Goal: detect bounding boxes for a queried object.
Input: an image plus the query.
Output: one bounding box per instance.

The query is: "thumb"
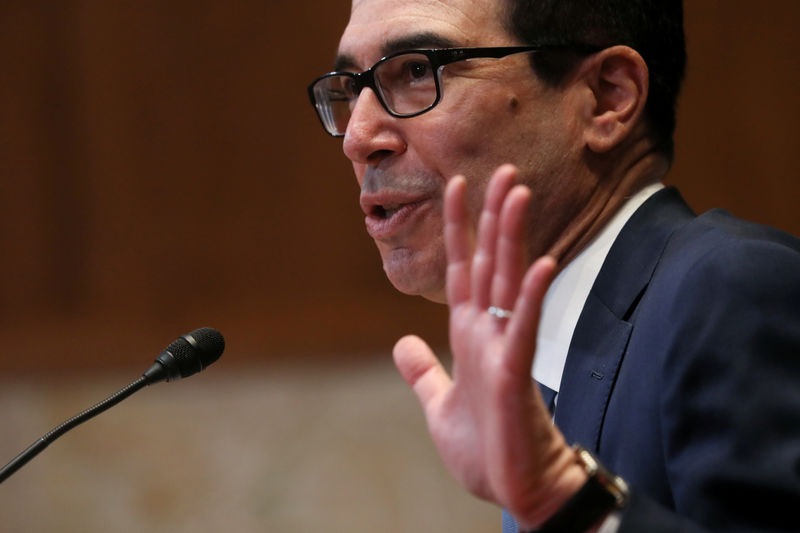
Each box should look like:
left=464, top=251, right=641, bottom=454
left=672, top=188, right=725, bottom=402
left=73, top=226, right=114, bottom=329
left=393, top=335, right=452, bottom=411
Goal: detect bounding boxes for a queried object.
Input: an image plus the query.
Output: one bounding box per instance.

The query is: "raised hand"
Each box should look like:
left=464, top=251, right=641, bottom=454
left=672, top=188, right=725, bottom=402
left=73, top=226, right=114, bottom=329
left=392, top=164, right=587, bottom=529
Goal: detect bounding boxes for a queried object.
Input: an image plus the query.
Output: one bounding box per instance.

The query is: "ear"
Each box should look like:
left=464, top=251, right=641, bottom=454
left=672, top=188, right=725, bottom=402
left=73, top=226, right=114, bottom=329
left=579, top=46, right=649, bottom=153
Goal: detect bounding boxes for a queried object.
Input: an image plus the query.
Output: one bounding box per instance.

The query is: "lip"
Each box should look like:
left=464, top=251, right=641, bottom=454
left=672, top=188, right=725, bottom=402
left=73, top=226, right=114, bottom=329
left=362, top=197, right=431, bottom=240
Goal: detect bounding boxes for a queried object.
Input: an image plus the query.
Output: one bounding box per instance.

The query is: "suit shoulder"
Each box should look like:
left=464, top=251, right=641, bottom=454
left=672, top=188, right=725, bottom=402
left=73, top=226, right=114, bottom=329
left=633, top=208, right=800, bottom=355
left=656, top=208, right=800, bottom=289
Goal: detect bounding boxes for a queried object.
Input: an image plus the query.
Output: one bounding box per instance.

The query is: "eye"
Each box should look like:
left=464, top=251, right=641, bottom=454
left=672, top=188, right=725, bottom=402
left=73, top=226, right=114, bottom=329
left=406, top=61, right=429, bottom=79
left=375, top=53, right=435, bottom=95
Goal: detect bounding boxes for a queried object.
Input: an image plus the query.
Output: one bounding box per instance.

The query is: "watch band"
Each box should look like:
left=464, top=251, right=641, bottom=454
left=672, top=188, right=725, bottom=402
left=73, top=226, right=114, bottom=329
left=528, top=445, right=630, bottom=533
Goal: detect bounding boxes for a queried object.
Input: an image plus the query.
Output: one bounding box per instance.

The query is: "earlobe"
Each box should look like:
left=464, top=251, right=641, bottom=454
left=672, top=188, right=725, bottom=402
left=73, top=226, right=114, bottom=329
left=582, top=46, right=649, bottom=153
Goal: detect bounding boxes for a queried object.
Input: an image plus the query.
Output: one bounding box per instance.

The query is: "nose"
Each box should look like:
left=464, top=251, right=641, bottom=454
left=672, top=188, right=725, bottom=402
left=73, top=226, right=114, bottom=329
left=342, top=88, right=406, bottom=166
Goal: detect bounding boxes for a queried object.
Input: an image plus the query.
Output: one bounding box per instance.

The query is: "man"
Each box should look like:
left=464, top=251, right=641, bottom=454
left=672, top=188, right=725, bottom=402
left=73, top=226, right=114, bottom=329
left=308, top=0, right=800, bottom=531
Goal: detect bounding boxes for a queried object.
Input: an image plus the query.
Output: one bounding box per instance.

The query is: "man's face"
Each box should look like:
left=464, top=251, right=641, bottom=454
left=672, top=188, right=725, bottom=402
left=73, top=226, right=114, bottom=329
left=337, top=0, right=585, bottom=303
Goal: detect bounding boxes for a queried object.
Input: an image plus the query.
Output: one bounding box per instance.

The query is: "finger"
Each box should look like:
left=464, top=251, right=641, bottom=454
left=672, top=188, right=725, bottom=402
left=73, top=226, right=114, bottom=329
left=504, top=256, right=558, bottom=376
left=444, top=176, right=473, bottom=306
left=472, top=165, right=517, bottom=309
left=393, top=334, right=452, bottom=413
left=490, top=184, right=532, bottom=313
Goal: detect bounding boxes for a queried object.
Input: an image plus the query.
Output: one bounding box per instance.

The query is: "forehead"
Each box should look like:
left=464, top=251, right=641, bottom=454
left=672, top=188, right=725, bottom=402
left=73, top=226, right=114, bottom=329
left=339, top=0, right=511, bottom=68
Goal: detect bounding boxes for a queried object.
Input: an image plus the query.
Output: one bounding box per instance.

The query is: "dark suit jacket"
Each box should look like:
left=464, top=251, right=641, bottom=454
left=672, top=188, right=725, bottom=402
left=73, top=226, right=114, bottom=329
left=554, top=187, right=800, bottom=531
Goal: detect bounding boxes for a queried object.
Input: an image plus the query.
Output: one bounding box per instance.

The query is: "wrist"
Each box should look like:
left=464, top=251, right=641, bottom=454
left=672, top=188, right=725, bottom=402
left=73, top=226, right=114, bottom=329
left=514, top=445, right=589, bottom=529
left=517, top=445, right=630, bottom=533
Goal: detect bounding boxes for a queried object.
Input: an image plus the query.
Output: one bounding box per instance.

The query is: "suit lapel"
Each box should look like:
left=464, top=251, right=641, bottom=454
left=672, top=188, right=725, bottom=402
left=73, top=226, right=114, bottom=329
left=554, top=188, right=695, bottom=450
left=555, top=296, right=632, bottom=449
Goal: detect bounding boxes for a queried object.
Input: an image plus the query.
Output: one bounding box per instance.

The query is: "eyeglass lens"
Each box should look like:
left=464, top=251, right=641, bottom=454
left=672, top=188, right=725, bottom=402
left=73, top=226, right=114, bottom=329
left=314, top=52, right=439, bottom=135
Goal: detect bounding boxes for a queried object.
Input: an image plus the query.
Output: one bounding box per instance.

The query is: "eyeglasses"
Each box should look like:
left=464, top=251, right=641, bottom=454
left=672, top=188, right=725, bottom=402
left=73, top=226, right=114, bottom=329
left=307, top=44, right=602, bottom=137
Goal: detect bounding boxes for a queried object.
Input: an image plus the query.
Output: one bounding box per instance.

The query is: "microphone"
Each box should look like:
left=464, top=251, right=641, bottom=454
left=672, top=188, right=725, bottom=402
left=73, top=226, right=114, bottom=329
left=0, top=327, right=225, bottom=484
left=143, top=327, right=225, bottom=384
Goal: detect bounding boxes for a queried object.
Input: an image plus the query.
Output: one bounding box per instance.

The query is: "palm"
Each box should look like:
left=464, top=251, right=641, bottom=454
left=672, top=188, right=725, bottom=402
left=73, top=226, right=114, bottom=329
left=393, top=165, right=582, bottom=526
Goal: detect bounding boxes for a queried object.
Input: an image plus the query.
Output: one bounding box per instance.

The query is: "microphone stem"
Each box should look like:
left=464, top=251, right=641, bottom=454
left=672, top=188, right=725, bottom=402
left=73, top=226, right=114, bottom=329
left=0, top=375, right=149, bottom=484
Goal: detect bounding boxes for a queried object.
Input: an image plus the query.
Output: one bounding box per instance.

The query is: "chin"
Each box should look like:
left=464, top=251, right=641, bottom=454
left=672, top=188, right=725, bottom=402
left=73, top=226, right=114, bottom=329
left=381, top=248, right=447, bottom=304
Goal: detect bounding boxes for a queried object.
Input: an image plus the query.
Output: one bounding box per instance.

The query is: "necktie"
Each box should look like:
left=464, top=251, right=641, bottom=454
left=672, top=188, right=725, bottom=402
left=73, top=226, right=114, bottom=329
left=501, top=380, right=558, bottom=532
left=537, top=381, right=558, bottom=415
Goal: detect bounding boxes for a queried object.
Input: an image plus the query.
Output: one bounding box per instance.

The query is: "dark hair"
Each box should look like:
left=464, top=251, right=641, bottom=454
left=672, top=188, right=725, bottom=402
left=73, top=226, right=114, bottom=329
left=503, top=0, right=686, bottom=160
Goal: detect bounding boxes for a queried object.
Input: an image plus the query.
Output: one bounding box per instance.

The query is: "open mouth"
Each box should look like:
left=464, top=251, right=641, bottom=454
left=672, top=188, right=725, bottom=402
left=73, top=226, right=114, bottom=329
left=363, top=199, right=428, bottom=239
left=371, top=204, right=403, bottom=219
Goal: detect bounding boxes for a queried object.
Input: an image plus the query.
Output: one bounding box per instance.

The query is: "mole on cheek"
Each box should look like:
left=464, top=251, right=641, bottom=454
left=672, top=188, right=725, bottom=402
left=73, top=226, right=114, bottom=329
left=509, top=96, right=520, bottom=111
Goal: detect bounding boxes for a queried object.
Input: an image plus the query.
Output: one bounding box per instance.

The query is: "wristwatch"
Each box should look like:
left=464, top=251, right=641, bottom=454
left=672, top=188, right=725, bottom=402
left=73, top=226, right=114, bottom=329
left=531, top=444, right=630, bottom=533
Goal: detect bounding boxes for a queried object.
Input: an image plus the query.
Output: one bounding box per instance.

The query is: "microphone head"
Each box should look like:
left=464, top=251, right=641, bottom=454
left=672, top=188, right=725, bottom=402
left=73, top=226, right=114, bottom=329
left=145, top=327, right=225, bottom=383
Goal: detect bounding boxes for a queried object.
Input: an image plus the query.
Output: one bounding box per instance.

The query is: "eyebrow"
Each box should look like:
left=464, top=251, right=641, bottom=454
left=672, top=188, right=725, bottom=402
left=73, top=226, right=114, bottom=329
left=334, top=32, right=459, bottom=72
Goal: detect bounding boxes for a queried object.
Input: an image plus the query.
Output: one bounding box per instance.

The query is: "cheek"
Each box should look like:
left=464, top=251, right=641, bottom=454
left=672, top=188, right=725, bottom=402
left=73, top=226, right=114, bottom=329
left=413, top=106, right=507, bottom=177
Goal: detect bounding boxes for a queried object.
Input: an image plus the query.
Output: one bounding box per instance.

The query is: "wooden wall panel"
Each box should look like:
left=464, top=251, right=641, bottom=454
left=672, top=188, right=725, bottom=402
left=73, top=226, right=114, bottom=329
left=0, top=2, right=797, bottom=373
left=671, top=1, right=800, bottom=232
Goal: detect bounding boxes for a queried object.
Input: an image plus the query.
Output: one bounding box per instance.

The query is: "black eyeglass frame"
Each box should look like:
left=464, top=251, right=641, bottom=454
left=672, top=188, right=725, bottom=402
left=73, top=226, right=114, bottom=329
left=307, top=44, right=604, bottom=137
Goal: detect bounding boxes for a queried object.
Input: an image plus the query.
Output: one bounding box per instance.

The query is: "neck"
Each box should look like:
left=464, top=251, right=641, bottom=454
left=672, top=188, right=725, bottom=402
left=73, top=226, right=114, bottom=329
left=545, top=136, right=669, bottom=267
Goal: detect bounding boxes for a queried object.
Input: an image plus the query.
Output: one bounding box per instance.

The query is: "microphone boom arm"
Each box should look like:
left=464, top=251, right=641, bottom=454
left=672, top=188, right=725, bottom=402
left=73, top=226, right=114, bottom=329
left=0, top=375, right=149, bottom=483
left=0, top=327, right=224, bottom=484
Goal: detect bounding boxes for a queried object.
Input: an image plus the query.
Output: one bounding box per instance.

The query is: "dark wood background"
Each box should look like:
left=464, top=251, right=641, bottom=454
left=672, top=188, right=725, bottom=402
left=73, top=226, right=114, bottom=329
left=1, top=1, right=798, bottom=374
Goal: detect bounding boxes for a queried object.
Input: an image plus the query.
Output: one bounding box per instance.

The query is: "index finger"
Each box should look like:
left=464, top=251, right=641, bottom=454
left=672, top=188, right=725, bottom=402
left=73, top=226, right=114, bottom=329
left=444, top=176, right=474, bottom=308
left=444, top=175, right=474, bottom=306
